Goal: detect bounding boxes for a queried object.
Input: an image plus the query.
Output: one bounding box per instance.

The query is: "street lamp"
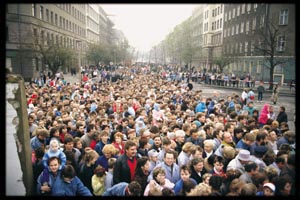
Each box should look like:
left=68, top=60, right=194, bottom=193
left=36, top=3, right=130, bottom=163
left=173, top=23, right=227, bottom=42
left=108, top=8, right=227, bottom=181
left=76, top=40, right=82, bottom=79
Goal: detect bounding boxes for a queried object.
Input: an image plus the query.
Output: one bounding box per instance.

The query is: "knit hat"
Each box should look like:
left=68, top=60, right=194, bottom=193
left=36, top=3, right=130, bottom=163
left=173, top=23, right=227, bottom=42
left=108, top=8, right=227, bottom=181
left=263, top=182, right=275, bottom=192
left=237, top=149, right=251, bottom=161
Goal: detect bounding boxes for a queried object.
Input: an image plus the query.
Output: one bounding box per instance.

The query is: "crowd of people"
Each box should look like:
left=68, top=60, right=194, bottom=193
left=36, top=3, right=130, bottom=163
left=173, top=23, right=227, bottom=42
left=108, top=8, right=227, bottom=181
left=27, top=64, right=295, bottom=196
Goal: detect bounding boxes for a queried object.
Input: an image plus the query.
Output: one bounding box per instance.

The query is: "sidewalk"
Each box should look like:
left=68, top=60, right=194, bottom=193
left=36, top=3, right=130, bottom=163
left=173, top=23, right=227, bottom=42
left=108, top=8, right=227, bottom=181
left=192, top=81, right=295, bottom=97
left=63, top=73, right=295, bottom=97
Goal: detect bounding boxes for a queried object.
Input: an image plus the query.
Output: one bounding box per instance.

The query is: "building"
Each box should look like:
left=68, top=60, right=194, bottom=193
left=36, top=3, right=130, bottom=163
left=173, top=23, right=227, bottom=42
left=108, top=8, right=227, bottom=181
left=223, top=3, right=295, bottom=83
left=6, top=3, right=116, bottom=80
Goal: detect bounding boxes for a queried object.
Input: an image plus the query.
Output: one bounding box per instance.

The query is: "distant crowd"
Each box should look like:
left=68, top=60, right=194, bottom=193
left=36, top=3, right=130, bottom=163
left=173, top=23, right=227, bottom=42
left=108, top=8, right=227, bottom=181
left=26, top=64, right=295, bottom=196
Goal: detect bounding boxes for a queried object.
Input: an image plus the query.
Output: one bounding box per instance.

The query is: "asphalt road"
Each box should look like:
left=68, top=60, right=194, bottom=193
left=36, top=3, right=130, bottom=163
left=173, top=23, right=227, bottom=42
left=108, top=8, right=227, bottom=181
left=193, top=82, right=295, bottom=133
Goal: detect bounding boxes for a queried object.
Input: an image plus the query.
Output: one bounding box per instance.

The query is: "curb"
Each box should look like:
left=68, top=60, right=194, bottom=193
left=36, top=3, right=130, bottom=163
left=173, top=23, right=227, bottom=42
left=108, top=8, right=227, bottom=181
left=193, top=83, right=295, bottom=97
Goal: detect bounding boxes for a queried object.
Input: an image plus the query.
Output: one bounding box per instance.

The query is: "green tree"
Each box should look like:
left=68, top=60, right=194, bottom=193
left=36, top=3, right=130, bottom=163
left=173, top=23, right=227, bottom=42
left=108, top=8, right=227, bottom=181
left=212, top=55, right=233, bottom=73
left=33, top=38, right=75, bottom=76
left=86, top=43, right=110, bottom=65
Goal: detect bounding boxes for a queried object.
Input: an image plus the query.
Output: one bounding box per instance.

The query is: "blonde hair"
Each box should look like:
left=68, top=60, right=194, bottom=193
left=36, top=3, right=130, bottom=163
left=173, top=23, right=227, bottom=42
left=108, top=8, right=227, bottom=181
left=102, top=144, right=117, bottom=155
left=187, top=182, right=212, bottom=196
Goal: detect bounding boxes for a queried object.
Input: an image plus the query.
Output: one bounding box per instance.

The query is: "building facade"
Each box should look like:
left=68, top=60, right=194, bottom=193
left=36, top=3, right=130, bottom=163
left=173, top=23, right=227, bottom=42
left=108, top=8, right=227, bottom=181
left=6, top=3, right=117, bottom=80
left=223, top=3, right=295, bottom=83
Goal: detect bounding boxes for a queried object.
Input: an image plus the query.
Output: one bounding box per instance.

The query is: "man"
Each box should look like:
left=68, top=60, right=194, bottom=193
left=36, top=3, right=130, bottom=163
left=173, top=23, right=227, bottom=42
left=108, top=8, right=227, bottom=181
left=148, top=150, right=180, bottom=184
left=113, top=140, right=138, bottom=185
left=227, top=149, right=252, bottom=174
left=103, top=181, right=142, bottom=196
left=80, top=124, right=96, bottom=149
left=276, top=106, right=288, bottom=125
left=257, top=81, right=265, bottom=102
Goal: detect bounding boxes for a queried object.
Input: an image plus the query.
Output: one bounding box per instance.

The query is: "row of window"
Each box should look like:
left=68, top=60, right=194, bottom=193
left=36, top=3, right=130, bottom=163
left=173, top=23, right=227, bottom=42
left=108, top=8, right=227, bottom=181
left=224, top=4, right=258, bottom=22
left=32, top=4, right=85, bottom=37
left=223, top=17, right=259, bottom=37
left=224, top=37, right=286, bottom=55
left=33, top=28, right=85, bottom=51
left=225, top=5, right=289, bottom=26
left=56, top=4, right=85, bottom=22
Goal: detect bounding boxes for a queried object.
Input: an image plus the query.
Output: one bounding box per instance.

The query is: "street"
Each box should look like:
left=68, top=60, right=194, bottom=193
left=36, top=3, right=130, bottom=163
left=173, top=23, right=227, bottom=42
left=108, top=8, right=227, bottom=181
left=193, top=83, right=295, bottom=133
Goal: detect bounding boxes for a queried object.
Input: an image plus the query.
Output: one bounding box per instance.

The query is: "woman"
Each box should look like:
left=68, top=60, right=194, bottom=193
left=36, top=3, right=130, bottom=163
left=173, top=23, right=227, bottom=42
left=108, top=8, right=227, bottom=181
left=95, top=144, right=118, bottom=171
left=258, top=103, right=270, bottom=127
left=133, top=156, right=150, bottom=192
left=112, top=132, right=125, bottom=156
left=77, top=148, right=99, bottom=193
left=144, top=167, right=174, bottom=196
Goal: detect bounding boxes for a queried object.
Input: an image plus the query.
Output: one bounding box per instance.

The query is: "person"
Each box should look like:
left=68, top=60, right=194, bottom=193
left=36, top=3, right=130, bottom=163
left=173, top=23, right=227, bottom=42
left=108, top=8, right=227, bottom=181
left=173, top=165, right=197, bottom=195
left=144, top=167, right=175, bottom=196
left=189, top=157, right=207, bottom=184
left=272, top=84, right=279, bottom=104
left=276, top=106, right=288, bottom=125
left=262, top=182, right=276, bottom=196
left=91, top=165, right=106, bottom=196
left=77, top=148, right=99, bottom=193
left=104, top=157, right=116, bottom=190
left=148, top=150, right=180, bottom=184
left=37, top=157, right=92, bottom=196
left=133, top=156, right=150, bottom=192
left=56, top=164, right=92, bottom=196
left=257, top=81, right=265, bottom=102
left=95, top=144, right=117, bottom=171
left=40, top=139, right=67, bottom=190
left=31, top=128, right=49, bottom=151
left=113, top=140, right=138, bottom=185
left=227, top=149, right=252, bottom=174
left=102, top=181, right=142, bottom=196
left=258, top=103, right=270, bottom=127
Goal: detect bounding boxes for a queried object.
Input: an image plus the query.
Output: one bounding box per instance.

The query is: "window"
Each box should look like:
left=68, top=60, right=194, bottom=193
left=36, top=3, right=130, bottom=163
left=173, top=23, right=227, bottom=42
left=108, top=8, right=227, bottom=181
left=33, top=28, right=37, bottom=40
left=241, top=22, right=244, bottom=33
left=254, top=4, right=258, bottom=10
left=40, top=6, right=44, bottom=20
left=240, top=42, right=243, bottom=53
left=224, top=13, right=227, bottom=22
left=260, top=15, right=265, bottom=28
left=32, top=4, right=36, bottom=17
left=247, top=4, right=251, bottom=12
left=47, top=32, right=50, bottom=45
left=251, top=42, right=254, bottom=55
left=41, top=30, right=44, bottom=44
left=246, top=21, right=250, bottom=33
left=245, top=41, right=248, bottom=55
left=232, top=26, right=235, bottom=36
left=252, top=17, right=256, bottom=31
left=228, top=11, right=231, bottom=20
left=241, top=4, right=245, bottom=14
left=60, top=16, right=62, bottom=27
left=46, top=9, right=49, bottom=22
left=55, top=14, right=58, bottom=25
left=224, top=29, right=227, bottom=38
left=236, top=24, right=239, bottom=34
left=279, top=9, right=288, bottom=25
left=277, top=36, right=286, bottom=52
left=232, top=8, right=235, bottom=18
left=237, top=5, right=240, bottom=16
left=50, top=11, right=53, bottom=23
left=220, top=18, right=222, bottom=28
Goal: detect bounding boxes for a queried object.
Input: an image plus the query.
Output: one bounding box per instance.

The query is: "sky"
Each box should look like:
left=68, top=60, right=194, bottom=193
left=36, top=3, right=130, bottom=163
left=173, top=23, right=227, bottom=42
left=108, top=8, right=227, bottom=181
left=101, top=4, right=198, bottom=53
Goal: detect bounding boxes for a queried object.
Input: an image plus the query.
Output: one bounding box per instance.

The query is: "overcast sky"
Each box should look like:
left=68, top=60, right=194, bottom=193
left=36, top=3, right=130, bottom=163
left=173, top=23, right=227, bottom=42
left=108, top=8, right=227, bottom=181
left=101, top=4, right=198, bottom=52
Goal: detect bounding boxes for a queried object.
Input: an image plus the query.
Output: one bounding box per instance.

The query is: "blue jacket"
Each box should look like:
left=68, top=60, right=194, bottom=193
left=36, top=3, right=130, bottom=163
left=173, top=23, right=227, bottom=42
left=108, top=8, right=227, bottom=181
left=37, top=170, right=92, bottom=196
left=174, top=178, right=197, bottom=195
left=102, top=182, right=128, bottom=196
left=195, top=102, right=206, bottom=113
left=31, top=136, right=47, bottom=151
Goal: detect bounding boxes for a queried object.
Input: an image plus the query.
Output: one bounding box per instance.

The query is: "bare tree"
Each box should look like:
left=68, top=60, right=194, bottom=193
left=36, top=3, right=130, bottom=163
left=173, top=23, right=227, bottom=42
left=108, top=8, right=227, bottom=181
left=254, top=17, right=289, bottom=89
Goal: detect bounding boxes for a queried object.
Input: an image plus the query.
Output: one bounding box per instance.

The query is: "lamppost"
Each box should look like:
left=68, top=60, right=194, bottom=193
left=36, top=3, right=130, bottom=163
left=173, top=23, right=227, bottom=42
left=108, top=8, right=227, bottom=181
left=76, top=40, right=82, bottom=80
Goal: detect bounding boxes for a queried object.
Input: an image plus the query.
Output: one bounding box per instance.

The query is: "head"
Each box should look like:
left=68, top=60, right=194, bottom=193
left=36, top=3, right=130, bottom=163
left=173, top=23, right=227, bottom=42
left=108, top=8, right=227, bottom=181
left=125, top=140, right=138, bottom=159
left=127, top=181, right=142, bottom=196
left=49, top=139, right=60, bottom=152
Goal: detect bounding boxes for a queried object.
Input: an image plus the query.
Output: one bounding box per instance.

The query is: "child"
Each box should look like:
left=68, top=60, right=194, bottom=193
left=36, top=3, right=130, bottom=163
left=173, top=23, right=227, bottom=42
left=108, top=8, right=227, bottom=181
left=41, top=139, right=66, bottom=190
left=263, top=182, right=275, bottom=196
left=104, top=157, right=117, bottom=190
left=91, top=165, right=106, bottom=196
